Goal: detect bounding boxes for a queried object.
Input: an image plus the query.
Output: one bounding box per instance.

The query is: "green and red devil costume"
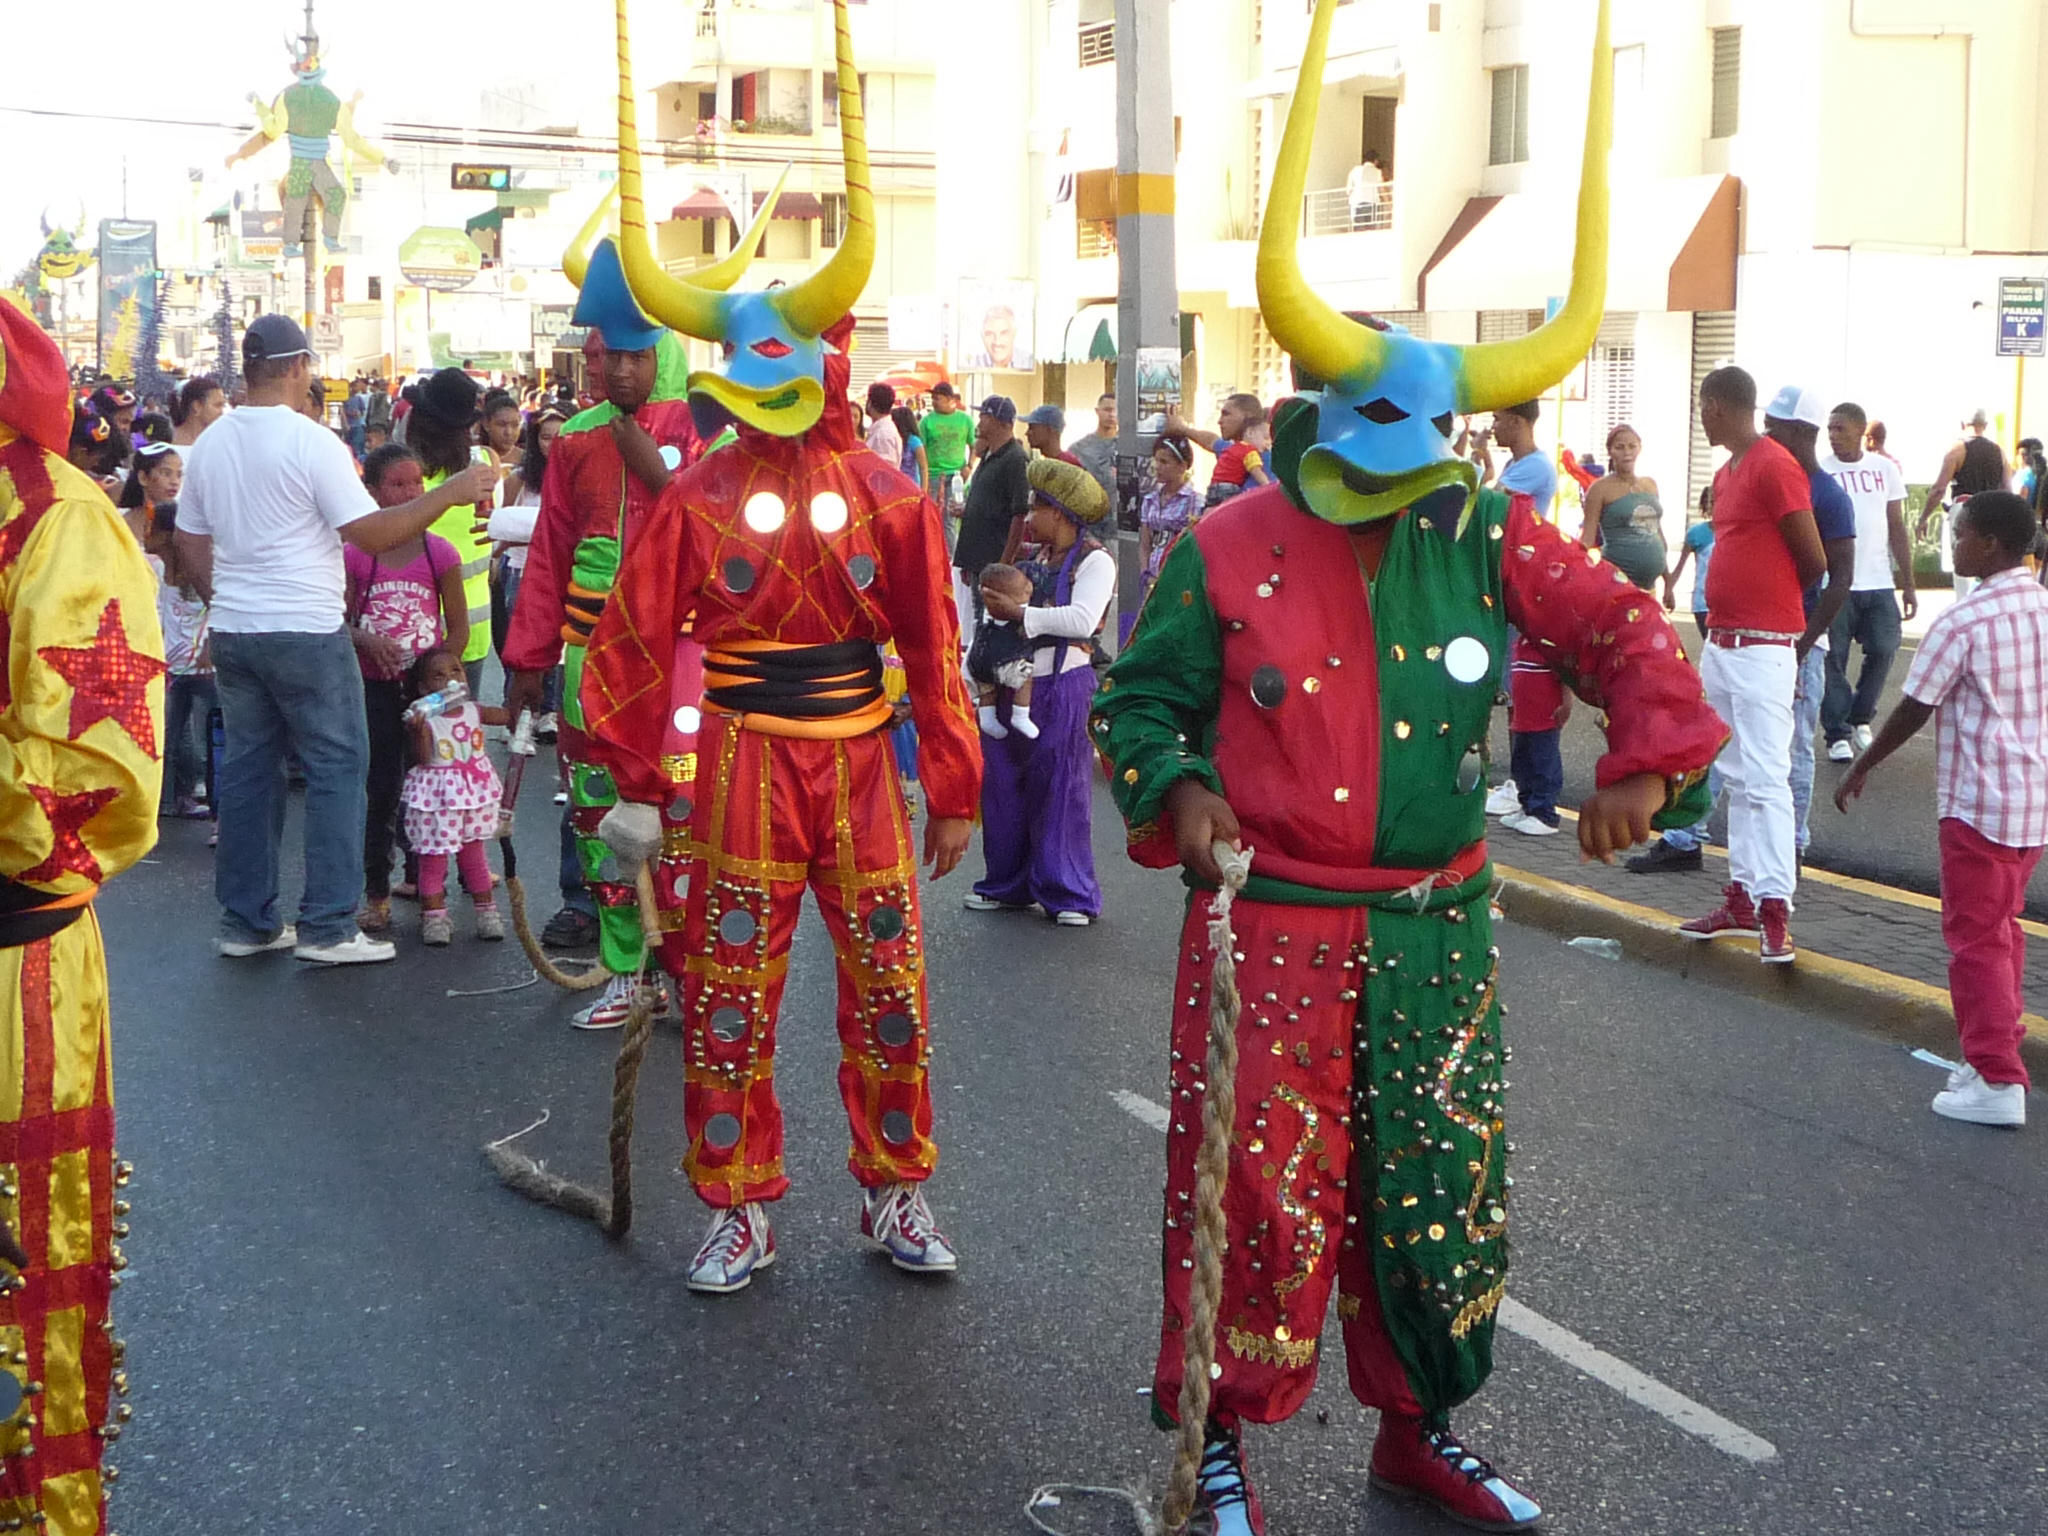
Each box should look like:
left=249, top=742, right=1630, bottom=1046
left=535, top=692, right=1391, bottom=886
left=1097, top=2, right=1724, bottom=1529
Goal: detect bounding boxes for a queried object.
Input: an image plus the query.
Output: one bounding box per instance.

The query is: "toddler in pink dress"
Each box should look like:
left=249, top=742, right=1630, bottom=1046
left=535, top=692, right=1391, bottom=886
left=403, top=646, right=511, bottom=945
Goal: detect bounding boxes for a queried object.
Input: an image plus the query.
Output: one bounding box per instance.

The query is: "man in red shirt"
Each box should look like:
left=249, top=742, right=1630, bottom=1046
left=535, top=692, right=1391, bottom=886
left=1679, top=366, right=1826, bottom=961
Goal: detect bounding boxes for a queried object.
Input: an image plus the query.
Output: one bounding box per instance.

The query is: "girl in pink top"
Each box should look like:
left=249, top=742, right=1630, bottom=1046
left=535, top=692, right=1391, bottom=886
left=402, top=647, right=510, bottom=946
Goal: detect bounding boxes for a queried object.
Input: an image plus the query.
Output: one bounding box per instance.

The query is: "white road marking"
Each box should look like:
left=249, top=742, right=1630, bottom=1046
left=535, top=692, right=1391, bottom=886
left=1111, top=1089, right=1779, bottom=1464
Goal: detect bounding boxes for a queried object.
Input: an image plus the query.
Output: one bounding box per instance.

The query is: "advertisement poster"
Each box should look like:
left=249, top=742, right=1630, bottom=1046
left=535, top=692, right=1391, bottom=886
left=1135, top=345, right=1182, bottom=432
left=97, top=220, right=158, bottom=378
left=954, top=278, right=1036, bottom=372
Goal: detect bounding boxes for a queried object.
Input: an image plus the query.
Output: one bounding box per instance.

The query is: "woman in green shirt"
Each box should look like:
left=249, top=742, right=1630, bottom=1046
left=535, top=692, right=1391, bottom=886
left=405, top=370, right=498, bottom=693
left=1580, top=423, right=1667, bottom=592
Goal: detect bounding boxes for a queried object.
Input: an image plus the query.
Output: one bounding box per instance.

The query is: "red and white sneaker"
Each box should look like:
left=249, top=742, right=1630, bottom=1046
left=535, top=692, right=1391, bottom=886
left=1757, top=897, right=1794, bottom=964
left=1678, top=882, right=1760, bottom=942
left=569, top=971, right=671, bottom=1031
left=1188, top=1419, right=1266, bottom=1535
left=860, top=1182, right=958, bottom=1273
left=686, top=1202, right=775, bottom=1293
left=1370, top=1416, right=1542, bottom=1532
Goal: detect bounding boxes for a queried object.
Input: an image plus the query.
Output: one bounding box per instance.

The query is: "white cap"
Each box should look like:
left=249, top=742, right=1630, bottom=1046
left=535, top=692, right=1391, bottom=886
left=1765, top=384, right=1827, bottom=429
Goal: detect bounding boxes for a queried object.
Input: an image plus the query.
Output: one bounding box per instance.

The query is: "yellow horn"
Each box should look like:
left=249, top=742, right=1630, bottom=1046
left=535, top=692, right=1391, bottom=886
left=772, top=0, right=873, bottom=339
left=1257, top=0, right=1384, bottom=388
left=690, top=163, right=792, bottom=294
left=614, top=0, right=730, bottom=340
left=562, top=184, right=619, bottom=291
left=1457, top=0, right=1612, bottom=412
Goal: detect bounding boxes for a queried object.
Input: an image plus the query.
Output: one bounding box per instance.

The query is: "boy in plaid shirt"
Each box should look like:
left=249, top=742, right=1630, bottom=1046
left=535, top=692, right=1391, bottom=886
left=1837, top=491, right=2048, bottom=1127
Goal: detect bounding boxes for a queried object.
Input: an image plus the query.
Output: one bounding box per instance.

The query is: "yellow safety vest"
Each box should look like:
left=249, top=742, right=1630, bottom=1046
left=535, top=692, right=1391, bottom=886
left=425, top=448, right=495, bottom=664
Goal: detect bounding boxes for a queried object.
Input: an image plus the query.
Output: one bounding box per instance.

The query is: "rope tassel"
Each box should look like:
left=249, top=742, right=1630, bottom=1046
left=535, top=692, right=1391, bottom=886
left=1161, top=841, right=1253, bottom=1535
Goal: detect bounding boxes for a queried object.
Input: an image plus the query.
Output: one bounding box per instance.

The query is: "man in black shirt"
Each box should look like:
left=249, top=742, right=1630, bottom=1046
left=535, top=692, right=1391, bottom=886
left=1922, top=409, right=2012, bottom=601
left=954, top=396, right=1030, bottom=645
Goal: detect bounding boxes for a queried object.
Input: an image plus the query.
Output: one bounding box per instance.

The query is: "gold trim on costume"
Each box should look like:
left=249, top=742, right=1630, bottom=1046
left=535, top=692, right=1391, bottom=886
left=1269, top=1086, right=1328, bottom=1299
left=1450, top=1278, right=1507, bottom=1340
left=1225, top=1326, right=1318, bottom=1370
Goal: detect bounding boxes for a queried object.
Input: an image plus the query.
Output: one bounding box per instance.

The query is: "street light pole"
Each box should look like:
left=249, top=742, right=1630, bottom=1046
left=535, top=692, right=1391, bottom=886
left=1113, top=0, right=1178, bottom=634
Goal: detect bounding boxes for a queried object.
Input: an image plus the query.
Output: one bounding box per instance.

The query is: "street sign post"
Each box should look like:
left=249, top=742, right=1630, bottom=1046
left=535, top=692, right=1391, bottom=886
left=1996, top=277, right=2044, bottom=358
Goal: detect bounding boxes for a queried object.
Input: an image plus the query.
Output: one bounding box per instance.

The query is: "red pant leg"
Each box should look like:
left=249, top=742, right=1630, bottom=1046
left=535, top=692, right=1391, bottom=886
left=679, top=718, right=813, bottom=1207
left=805, top=736, right=938, bottom=1188
left=1940, top=818, right=2040, bottom=1089
left=1155, top=895, right=1365, bottom=1428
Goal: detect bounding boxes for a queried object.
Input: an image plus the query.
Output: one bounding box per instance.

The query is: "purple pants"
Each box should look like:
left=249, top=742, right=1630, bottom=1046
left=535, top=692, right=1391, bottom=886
left=975, top=663, right=1102, bottom=918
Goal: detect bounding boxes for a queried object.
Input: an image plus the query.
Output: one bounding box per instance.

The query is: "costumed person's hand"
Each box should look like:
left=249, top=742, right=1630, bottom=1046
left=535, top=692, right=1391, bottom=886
left=1576, top=772, right=1667, bottom=863
left=503, top=669, right=545, bottom=725
left=979, top=583, right=1026, bottom=623
left=1166, top=778, right=1242, bottom=887
left=923, top=816, right=971, bottom=880
left=1833, top=761, right=1871, bottom=815
left=610, top=412, right=670, bottom=494
left=596, top=802, right=663, bottom=869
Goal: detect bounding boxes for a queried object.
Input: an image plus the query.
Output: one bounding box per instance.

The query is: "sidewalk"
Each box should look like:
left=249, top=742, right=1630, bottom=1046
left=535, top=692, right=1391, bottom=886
left=1489, top=809, right=2048, bottom=1074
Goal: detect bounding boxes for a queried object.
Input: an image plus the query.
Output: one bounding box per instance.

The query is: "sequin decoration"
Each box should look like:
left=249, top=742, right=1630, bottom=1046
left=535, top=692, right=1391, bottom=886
left=705, top=1113, right=743, bottom=1150
left=710, top=1006, right=748, bottom=1042
left=1269, top=1086, right=1327, bottom=1298
left=849, top=554, right=878, bottom=589
left=881, top=1109, right=915, bottom=1145
left=719, top=909, right=759, bottom=945
left=723, top=556, right=757, bottom=594
left=1443, top=636, right=1490, bottom=685
left=1250, top=665, right=1287, bottom=708
left=1394, top=720, right=1413, bottom=740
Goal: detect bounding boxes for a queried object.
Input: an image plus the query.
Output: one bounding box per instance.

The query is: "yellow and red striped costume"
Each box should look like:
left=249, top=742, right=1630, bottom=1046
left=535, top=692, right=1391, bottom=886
left=0, top=299, right=164, bottom=1535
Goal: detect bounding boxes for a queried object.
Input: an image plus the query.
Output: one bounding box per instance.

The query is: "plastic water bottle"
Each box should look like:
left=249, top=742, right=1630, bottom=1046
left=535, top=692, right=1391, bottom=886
left=1565, top=936, right=1623, bottom=961
left=404, top=680, right=471, bottom=722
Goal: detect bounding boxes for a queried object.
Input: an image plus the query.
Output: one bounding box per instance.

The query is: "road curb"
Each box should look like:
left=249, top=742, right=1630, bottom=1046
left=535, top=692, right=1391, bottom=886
left=1494, top=864, right=2048, bottom=1082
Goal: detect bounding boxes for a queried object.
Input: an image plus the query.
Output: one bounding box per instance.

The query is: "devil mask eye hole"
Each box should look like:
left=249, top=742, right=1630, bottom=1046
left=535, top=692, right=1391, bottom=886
left=1356, top=398, right=1411, bottom=425
left=1433, top=412, right=1456, bottom=438
left=750, top=338, right=794, bottom=359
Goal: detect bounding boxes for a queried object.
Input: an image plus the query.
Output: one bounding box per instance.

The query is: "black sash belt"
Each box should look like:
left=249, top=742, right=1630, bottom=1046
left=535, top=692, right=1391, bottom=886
left=0, top=881, right=87, bottom=949
left=702, top=640, right=887, bottom=722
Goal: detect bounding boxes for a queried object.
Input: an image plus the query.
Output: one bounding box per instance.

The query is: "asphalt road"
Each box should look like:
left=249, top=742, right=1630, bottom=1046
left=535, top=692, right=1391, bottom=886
left=104, top=766, right=2048, bottom=1535
left=1509, top=626, right=2048, bottom=916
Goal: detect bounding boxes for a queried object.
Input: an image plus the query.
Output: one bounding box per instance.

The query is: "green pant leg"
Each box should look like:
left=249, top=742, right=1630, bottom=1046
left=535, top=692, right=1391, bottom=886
left=561, top=643, right=645, bottom=979
left=1359, top=879, right=1507, bottom=1420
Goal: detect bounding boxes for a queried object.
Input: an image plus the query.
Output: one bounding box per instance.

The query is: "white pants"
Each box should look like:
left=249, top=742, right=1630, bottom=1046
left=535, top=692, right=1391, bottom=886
left=1700, top=639, right=1799, bottom=903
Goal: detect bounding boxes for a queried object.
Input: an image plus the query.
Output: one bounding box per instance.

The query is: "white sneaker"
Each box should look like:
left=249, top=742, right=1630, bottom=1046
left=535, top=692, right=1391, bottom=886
left=1853, top=724, right=1875, bottom=752
left=295, top=931, right=397, bottom=965
left=686, top=1202, right=776, bottom=1293
left=861, top=1183, right=958, bottom=1273
left=1500, top=811, right=1560, bottom=837
left=1932, top=1064, right=2026, bottom=1127
left=1052, top=910, right=1092, bottom=927
left=1485, top=781, right=1521, bottom=818
left=217, top=925, right=297, bottom=958
left=570, top=971, right=670, bottom=1031
left=1827, top=739, right=1855, bottom=763
left=963, top=893, right=1025, bottom=912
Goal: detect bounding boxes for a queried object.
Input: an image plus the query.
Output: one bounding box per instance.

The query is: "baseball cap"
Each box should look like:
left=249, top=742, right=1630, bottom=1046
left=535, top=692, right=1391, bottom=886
left=242, top=313, right=313, bottom=367
left=978, top=395, right=1016, bottom=425
left=1023, top=403, right=1066, bottom=431
left=931, top=381, right=958, bottom=399
left=1764, top=384, right=1826, bottom=429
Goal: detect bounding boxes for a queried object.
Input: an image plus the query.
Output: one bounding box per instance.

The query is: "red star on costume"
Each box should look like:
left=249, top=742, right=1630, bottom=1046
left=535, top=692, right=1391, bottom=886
left=38, top=599, right=165, bottom=759
left=17, top=784, right=119, bottom=886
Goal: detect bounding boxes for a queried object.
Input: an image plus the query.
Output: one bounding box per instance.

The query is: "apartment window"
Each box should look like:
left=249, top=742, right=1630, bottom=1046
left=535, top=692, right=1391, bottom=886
left=820, top=193, right=848, bottom=250
left=1488, top=66, right=1529, bottom=166
left=821, top=72, right=869, bottom=129
left=1079, top=20, right=1115, bottom=67
left=366, top=276, right=381, bottom=301
left=1710, top=27, right=1740, bottom=139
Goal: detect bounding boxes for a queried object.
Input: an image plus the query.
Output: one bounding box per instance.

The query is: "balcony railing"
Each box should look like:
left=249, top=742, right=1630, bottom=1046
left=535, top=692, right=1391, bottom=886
left=1078, top=217, right=1117, bottom=260
left=1304, top=182, right=1393, bottom=236
left=1079, top=20, right=1115, bottom=66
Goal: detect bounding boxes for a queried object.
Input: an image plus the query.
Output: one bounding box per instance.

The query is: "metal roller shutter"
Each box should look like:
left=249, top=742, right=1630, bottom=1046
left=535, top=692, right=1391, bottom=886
left=845, top=322, right=926, bottom=396
left=1688, top=311, right=1737, bottom=511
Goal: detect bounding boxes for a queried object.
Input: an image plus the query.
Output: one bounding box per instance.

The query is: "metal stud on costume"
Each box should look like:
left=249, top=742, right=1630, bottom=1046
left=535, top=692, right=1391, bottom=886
left=580, top=0, right=980, bottom=1267
left=1091, top=2, right=1724, bottom=1529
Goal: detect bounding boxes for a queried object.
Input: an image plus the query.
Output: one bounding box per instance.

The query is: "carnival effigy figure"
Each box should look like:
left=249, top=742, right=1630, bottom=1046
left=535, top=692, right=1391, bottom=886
left=225, top=28, right=392, bottom=256
left=1092, top=2, right=1728, bottom=1530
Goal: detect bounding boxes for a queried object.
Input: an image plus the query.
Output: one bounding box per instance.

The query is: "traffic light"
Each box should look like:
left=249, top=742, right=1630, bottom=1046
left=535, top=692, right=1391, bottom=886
left=451, top=164, right=512, bottom=192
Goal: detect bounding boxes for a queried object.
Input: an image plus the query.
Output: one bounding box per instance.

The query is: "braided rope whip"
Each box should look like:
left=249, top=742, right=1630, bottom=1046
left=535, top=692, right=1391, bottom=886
left=506, top=874, right=609, bottom=992
left=1160, top=841, right=1254, bottom=1535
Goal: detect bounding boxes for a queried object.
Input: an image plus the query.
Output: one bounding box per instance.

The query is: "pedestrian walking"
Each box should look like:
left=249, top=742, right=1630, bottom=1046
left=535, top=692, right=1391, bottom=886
left=1763, top=387, right=1856, bottom=861
left=145, top=504, right=215, bottom=819
left=891, top=404, right=930, bottom=493
left=1677, top=366, right=1825, bottom=963
left=1836, top=491, right=2048, bottom=1128
left=345, top=444, right=468, bottom=934
left=401, top=646, right=509, bottom=947
left=174, top=314, right=496, bottom=965
left=1484, top=398, right=1557, bottom=517
left=1633, top=487, right=1722, bottom=873
left=919, top=381, right=974, bottom=540
left=1920, top=409, right=2010, bottom=602
left=1579, top=423, right=1666, bottom=591
left=1821, top=401, right=1916, bottom=761
left=966, top=459, right=1113, bottom=926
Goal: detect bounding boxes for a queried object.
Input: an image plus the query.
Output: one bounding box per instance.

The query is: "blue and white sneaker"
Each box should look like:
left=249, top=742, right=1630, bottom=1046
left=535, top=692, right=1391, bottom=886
left=1191, top=1420, right=1266, bottom=1536
left=860, top=1183, right=958, bottom=1273
left=686, top=1202, right=775, bottom=1294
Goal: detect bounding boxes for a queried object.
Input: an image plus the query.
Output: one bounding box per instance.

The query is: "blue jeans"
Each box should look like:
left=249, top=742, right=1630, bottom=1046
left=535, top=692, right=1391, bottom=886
left=162, top=673, right=217, bottom=810
left=1787, top=643, right=1825, bottom=854
left=1822, top=590, right=1902, bottom=743
left=212, top=628, right=369, bottom=946
left=1508, top=728, right=1563, bottom=825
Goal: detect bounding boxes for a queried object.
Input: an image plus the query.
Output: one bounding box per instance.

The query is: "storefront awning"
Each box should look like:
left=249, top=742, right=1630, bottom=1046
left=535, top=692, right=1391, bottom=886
left=672, top=189, right=733, bottom=220
left=1061, top=304, right=1118, bottom=363
left=752, top=190, right=825, bottom=221
left=1421, top=174, right=1739, bottom=314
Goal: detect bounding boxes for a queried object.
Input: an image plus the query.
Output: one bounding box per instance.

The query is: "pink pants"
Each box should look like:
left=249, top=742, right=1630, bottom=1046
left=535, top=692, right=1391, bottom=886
left=419, top=841, right=493, bottom=904
left=1939, top=818, right=2041, bottom=1088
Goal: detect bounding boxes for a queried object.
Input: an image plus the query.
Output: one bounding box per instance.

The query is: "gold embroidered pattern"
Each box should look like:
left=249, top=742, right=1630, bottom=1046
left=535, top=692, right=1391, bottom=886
left=1432, top=966, right=1506, bottom=1246
left=1450, top=1278, right=1506, bottom=1340
left=1336, top=1293, right=1363, bottom=1322
left=661, top=752, right=699, bottom=785
left=1269, top=1086, right=1327, bottom=1298
left=1225, top=1326, right=1318, bottom=1370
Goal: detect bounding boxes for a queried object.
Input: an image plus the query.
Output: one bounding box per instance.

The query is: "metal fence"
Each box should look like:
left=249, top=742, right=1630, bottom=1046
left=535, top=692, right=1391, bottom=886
left=1303, top=183, right=1394, bottom=236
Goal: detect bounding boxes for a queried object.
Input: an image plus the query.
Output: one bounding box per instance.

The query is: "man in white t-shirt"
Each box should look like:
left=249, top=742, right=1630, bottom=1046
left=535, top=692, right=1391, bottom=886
left=1820, top=401, right=1917, bottom=762
left=176, top=315, right=495, bottom=965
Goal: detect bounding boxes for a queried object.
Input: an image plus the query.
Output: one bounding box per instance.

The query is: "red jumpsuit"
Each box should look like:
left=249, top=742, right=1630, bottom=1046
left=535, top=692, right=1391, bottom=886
left=580, top=409, right=979, bottom=1209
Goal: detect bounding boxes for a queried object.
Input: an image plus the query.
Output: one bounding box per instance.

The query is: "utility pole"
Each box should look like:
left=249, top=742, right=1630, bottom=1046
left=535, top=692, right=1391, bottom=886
left=300, top=0, right=321, bottom=332
left=1113, top=0, right=1179, bottom=639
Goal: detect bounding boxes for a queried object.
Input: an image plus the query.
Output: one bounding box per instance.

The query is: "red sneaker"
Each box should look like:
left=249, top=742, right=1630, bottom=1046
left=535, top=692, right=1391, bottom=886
left=1186, top=1419, right=1266, bottom=1536
left=1678, top=882, right=1760, bottom=941
left=1758, top=897, right=1794, bottom=964
left=1370, top=1416, right=1541, bottom=1532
